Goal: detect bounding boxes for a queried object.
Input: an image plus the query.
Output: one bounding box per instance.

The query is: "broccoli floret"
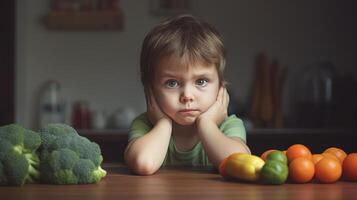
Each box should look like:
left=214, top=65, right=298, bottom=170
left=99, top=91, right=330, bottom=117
left=73, top=159, right=96, bottom=183
left=0, top=124, right=25, bottom=154
left=4, top=151, right=30, bottom=185
left=23, top=130, right=42, bottom=153
left=41, top=148, right=79, bottom=184
left=39, top=123, right=78, bottom=150
left=39, top=124, right=106, bottom=184
left=0, top=124, right=41, bottom=186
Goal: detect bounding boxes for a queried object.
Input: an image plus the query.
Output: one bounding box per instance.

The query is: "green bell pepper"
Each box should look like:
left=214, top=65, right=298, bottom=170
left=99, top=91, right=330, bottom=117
left=266, top=150, right=288, bottom=165
left=260, top=160, right=289, bottom=185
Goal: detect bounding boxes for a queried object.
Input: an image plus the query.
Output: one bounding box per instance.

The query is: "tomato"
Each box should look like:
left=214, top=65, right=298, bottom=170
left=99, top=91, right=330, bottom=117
left=289, top=157, right=315, bottom=183
left=323, top=147, right=347, bottom=163
left=315, top=157, right=342, bottom=183
left=342, top=153, right=357, bottom=181
left=286, top=144, right=312, bottom=163
left=312, top=154, right=324, bottom=165
left=321, top=152, right=340, bottom=163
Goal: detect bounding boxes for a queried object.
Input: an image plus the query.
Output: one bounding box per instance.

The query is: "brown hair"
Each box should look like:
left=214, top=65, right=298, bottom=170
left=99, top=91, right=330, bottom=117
left=140, top=14, right=226, bottom=93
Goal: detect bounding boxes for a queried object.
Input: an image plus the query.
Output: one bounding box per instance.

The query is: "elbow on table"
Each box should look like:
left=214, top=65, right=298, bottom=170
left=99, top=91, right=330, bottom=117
left=128, top=155, right=159, bottom=176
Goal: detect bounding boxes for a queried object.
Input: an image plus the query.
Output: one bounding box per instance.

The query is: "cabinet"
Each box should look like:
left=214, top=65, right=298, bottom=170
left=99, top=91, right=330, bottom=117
left=44, top=11, right=124, bottom=31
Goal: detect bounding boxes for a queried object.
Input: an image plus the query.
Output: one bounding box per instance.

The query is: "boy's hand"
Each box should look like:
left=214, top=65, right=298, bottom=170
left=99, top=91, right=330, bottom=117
left=145, top=89, right=172, bottom=125
left=197, top=87, right=229, bottom=126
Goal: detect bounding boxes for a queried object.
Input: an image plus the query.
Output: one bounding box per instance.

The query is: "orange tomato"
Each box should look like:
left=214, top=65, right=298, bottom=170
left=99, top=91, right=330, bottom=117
left=312, top=154, right=324, bottom=165
left=321, top=152, right=340, bottom=163
left=323, top=147, right=347, bottom=163
left=289, top=157, right=315, bottom=183
left=342, top=153, right=357, bottom=181
left=286, top=144, right=312, bottom=163
left=219, top=157, right=229, bottom=178
left=260, top=149, right=277, bottom=161
left=315, top=157, right=342, bottom=183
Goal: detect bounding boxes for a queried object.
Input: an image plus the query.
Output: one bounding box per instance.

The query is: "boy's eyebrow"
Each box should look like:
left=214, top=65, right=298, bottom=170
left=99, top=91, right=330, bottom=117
left=160, top=71, right=216, bottom=78
left=160, top=72, right=178, bottom=78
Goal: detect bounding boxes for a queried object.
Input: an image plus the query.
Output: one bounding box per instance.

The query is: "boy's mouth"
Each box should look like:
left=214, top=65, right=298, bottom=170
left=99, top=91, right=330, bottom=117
left=178, top=109, right=200, bottom=115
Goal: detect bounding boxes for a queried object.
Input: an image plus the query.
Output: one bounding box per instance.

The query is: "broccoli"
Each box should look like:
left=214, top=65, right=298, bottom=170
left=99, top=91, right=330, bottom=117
left=39, top=124, right=106, bottom=184
left=0, top=123, right=106, bottom=186
left=0, top=124, right=41, bottom=186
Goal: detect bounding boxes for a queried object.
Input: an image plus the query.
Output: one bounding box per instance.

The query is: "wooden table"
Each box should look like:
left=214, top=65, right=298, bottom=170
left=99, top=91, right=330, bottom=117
left=1, top=163, right=356, bottom=200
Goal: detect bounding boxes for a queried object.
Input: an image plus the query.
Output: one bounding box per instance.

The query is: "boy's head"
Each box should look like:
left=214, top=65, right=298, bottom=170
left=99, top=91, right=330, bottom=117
left=140, top=15, right=227, bottom=125
left=140, top=14, right=226, bottom=93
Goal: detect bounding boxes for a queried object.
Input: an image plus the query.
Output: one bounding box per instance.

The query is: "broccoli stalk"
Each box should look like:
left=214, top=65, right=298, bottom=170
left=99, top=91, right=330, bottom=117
left=92, top=166, right=107, bottom=183
left=24, top=153, right=40, bottom=183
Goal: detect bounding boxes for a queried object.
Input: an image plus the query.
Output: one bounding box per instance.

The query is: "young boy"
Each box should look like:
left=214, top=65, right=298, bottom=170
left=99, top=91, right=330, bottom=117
left=124, top=14, right=250, bottom=175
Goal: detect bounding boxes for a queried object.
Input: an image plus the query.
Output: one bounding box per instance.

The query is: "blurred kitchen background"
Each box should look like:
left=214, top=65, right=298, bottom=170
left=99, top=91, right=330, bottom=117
left=1, top=0, right=357, bottom=159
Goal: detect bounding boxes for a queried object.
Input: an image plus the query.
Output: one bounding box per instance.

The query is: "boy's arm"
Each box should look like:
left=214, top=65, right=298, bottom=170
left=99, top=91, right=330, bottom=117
left=196, top=118, right=250, bottom=168
left=196, top=87, right=250, bottom=168
left=124, top=118, right=172, bottom=175
left=125, top=89, right=172, bottom=175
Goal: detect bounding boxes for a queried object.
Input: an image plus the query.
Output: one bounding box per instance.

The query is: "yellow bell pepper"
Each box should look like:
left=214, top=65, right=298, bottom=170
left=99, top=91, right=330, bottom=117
left=224, top=153, right=265, bottom=182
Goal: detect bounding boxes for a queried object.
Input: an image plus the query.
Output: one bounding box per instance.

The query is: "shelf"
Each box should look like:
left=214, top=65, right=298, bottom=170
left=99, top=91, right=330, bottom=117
left=246, top=128, right=356, bottom=135
left=44, top=11, right=124, bottom=31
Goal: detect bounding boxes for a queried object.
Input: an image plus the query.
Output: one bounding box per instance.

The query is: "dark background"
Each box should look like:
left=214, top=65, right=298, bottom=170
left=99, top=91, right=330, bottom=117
left=1, top=1, right=356, bottom=161
left=0, top=0, right=15, bottom=125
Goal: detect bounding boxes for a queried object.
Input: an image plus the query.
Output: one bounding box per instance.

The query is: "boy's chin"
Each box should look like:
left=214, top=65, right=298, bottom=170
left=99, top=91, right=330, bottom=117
left=173, top=117, right=197, bottom=126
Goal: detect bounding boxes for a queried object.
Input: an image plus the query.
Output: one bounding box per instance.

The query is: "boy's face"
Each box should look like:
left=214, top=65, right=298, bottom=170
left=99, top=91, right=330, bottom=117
left=153, top=56, right=220, bottom=126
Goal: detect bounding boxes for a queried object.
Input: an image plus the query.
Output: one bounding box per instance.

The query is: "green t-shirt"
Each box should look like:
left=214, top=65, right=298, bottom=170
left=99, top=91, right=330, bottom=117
left=128, top=113, right=246, bottom=167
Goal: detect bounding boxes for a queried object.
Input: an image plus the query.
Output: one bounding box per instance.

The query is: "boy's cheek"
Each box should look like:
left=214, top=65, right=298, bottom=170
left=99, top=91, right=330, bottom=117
left=155, top=91, right=168, bottom=104
left=198, top=99, right=214, bottom=114
left=155, top=94, right=174, bottom=112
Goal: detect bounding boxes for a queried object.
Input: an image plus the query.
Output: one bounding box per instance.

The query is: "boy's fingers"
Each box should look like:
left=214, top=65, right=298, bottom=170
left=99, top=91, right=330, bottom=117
left=222, top=88, right=226, bottom=105
left=217, top=87, right=224, bottom=102
left=221, top=87, right=227, bottom=105
left=224, top=89, right=230, bottom=108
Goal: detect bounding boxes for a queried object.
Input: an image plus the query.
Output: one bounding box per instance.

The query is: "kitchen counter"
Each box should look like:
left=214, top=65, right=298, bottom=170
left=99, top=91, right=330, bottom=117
left=1, top=163, right=356, bottom=200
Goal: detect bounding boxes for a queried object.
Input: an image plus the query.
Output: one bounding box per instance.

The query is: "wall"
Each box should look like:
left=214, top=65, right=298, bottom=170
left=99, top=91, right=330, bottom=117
left=16, top=0, right=356, bottom=129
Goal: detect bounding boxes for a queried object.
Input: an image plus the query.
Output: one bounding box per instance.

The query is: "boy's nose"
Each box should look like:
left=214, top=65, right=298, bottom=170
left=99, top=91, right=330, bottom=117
left=180, top=95, right=194, bottom=103
left=180, top=88, right=194, bottom=103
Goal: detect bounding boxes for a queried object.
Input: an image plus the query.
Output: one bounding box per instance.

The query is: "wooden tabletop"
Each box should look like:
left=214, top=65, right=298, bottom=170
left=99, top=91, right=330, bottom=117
left=1, top=163, right=356, bottom=200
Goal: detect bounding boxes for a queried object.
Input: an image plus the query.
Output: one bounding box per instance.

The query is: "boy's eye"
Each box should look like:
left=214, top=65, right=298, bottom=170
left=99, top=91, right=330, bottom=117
left=165, top=79, right=179, bottom=88
left=196, top=79, right=208, bottom=87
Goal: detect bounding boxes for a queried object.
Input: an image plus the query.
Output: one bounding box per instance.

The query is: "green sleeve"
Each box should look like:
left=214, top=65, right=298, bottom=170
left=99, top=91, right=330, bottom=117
left=219, top=115, right=246, bottom=142
left=128, top=113, right=153, bottom=142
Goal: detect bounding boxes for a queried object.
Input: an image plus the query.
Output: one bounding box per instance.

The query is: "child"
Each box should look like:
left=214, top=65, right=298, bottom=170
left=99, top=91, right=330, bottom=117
left=124, top=14, right=250, bottom=175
